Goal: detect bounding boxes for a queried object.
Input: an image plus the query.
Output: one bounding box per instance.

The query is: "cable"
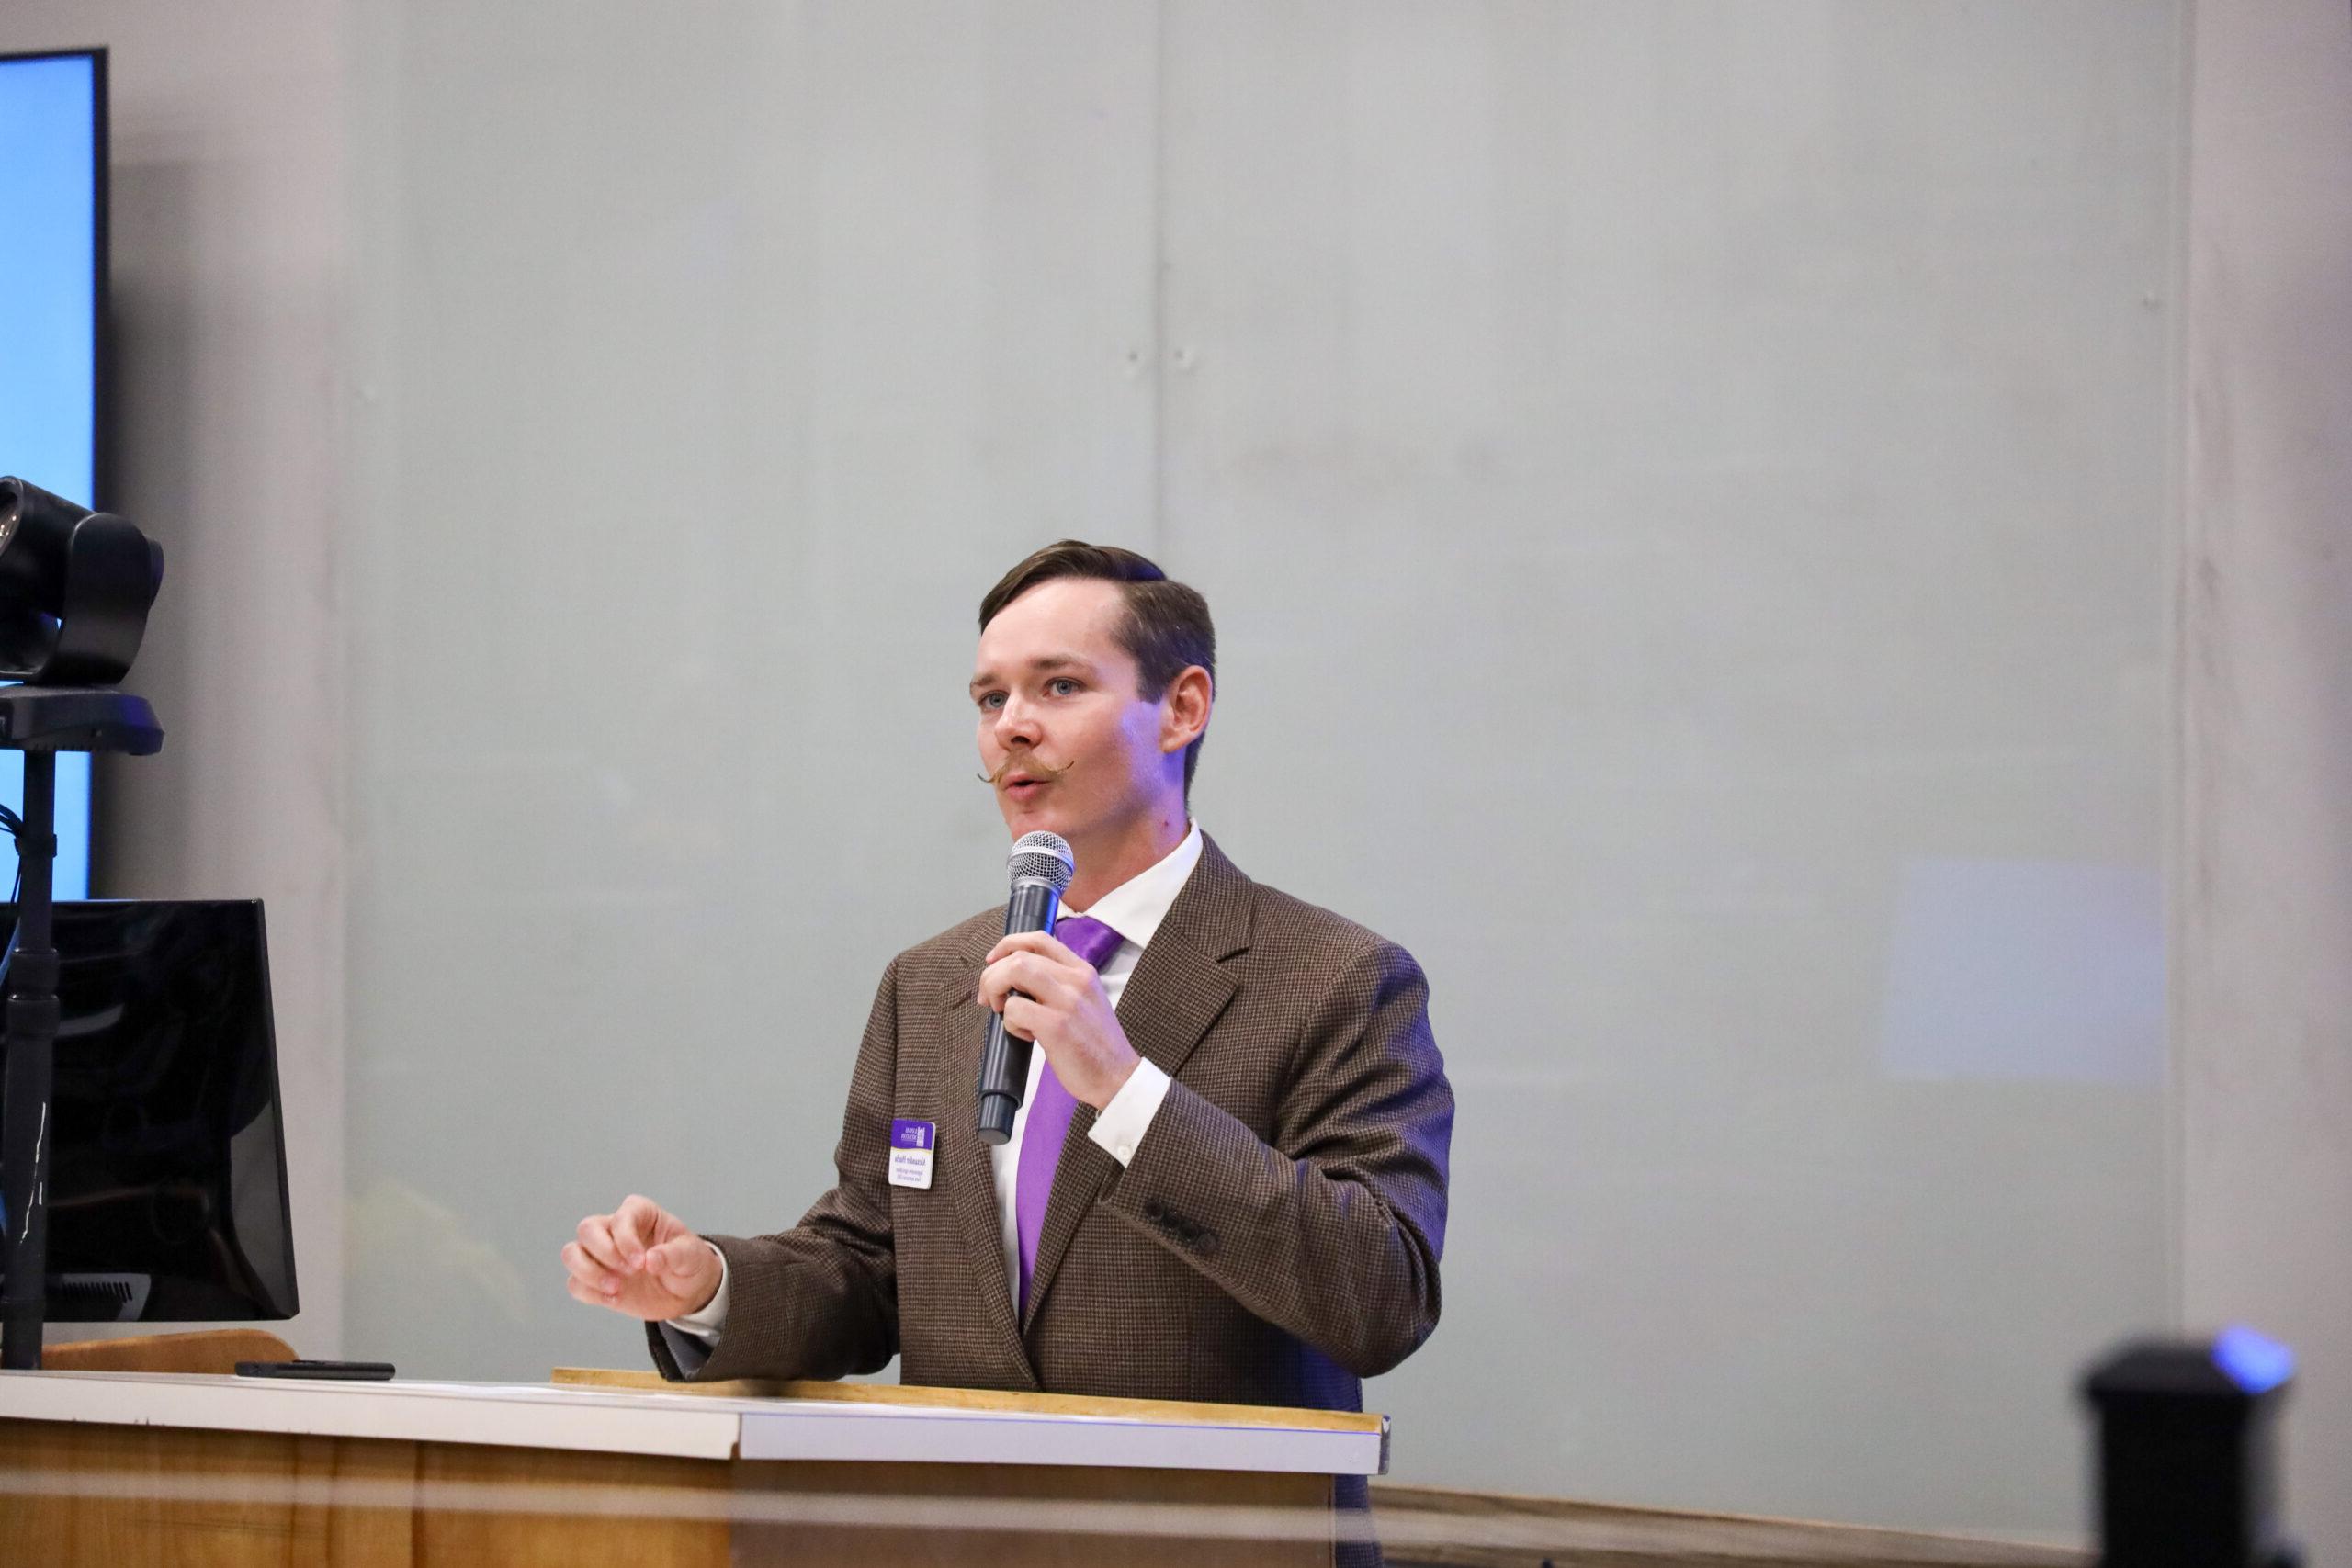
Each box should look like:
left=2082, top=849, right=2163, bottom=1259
left=0, top=807, right=19, bottom=992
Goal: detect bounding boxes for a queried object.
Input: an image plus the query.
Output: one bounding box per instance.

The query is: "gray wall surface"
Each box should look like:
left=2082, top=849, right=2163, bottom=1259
left=8, top=0, right=2339, bottom=1556
left=333, top=1, right=2177, bottom=1536
left=2179, top=0, right=2352, bottom=1555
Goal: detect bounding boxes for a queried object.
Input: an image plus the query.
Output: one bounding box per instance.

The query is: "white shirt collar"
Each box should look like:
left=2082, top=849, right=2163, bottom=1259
left=1063, top=820, right=1204, bottom=954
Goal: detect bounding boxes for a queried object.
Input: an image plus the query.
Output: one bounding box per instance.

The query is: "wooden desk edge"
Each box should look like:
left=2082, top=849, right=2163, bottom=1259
left=550, top=1367, right=1387, bottom=1437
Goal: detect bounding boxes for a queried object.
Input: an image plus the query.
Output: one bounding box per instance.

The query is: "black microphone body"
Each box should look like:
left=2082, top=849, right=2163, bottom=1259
left=976, top=832, right=1074, bottom=1145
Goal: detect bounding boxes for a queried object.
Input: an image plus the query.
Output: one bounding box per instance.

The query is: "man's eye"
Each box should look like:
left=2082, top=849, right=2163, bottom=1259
left=978, top=693, right=1005, bottom=710
left=1047, top=678, right=1080, bottom=696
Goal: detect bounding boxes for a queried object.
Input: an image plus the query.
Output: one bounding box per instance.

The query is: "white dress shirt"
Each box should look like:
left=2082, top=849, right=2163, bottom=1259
left=663, top=822, right=1203, bottom=1359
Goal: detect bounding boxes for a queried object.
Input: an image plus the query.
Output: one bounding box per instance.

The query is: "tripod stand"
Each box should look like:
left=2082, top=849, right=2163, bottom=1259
left=0, top=685, right=163, bottom=1371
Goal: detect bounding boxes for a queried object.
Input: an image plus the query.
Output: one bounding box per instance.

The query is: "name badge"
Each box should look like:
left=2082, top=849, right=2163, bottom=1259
left=888, top=1119, right=936, bottom=1190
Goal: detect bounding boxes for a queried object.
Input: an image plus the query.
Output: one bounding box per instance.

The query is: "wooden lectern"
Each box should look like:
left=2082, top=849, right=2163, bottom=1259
left=0, top=1336, right=1384, bottom=1566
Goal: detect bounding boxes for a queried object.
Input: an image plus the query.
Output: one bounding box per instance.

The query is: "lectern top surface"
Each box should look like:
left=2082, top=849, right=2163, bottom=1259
left=0, top=1370, right=1386, bottom=1477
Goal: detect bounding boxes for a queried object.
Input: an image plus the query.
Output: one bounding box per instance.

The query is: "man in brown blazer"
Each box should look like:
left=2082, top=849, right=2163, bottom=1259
left=563, top=542, right=1452, bottom=1517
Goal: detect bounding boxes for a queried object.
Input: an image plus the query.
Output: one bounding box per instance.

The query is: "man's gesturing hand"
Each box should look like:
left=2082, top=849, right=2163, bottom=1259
left=978, top=930, right=1142, bottom=1110
left=562, top=1195, right=722, bottom=1322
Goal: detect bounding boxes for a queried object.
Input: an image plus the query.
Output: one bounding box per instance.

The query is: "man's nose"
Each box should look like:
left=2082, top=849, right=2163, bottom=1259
left=992, top=696, right=1044, bottom=745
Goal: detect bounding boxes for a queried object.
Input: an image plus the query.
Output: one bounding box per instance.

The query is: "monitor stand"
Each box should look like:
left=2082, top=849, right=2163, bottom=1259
left=0, top=686, right=164, bottom=1370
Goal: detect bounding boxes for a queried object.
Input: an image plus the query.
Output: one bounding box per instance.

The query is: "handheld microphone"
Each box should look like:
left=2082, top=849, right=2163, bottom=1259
left=975, top=830, right=1075, bottom=1145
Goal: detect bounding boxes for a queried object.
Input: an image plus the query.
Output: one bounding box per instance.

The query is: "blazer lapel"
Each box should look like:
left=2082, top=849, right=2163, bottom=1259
left=935, top=927, right=1037, bottom=1386
left=1019, top=835, right=1253, bottom=1332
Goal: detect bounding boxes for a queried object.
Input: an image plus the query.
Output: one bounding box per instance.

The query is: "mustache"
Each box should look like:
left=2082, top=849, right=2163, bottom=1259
left=977, top=753, right=1075, bottom=786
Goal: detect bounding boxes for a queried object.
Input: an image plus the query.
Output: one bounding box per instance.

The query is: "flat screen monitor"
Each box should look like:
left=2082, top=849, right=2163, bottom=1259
left=0, top=47, right=107, bottom=898
left=0, top=900, right=297, bottom=1321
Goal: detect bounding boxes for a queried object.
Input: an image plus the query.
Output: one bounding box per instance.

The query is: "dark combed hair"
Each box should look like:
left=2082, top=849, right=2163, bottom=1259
left=978, top=540, right=1216, bottom=793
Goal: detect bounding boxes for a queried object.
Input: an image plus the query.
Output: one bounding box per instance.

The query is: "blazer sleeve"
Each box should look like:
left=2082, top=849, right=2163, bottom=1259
left=1096, top=939, right=1453, bottom=1379
left=644, top=958, right=903, bottom=1383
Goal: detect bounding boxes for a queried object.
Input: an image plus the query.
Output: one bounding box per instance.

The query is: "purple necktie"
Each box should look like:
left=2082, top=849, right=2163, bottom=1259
left=1014, top=914, right=1125, bottom=1314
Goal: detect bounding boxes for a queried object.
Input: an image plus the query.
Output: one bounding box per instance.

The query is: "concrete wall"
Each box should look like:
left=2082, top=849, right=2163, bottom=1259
left=2178, top=0, right=2352, bottom=1557
left=321, top=5, right=2178, bottom=1536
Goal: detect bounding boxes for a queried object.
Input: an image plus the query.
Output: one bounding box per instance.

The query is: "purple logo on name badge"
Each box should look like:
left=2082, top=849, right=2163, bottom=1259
left=888, top=1119, right=937, bottom=1190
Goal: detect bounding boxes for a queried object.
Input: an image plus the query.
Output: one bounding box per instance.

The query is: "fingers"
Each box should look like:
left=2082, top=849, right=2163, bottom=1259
left=649, top=1241, right=700, bottom=1279
left=561, top=1240, right=620, bottom=1298
left=977, top=950, right=1078, bottom=1014
left=1001, top=992, right=1045, bottom=1043
left=648, top=1239, right=714, bottom=1291
left=575, top=1213, right=628, bottom=1276
left=611, top=1194, right=663, bottom=1266
left=639, top=1238, right=721, bottom=1319
left=564, top=1269, right=658, bottom=1319
left=645, top=1241, right=699, bottom=1279
left=570, top=1195, right=690, bottom=1292
left=563, top=1199, right=715, bottom=1320
left=985, top=930, right=1071, bottom=965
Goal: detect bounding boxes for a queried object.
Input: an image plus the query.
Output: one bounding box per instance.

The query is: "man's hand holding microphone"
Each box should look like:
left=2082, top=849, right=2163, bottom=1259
left=562, top=1194, right=721, bottom=1321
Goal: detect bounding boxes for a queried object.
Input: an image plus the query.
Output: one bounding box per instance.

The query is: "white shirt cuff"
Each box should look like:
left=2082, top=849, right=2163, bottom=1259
left=663, top=1242, right=731, bottom=1341
left=1087, top=1058, right=1172, bottom=1167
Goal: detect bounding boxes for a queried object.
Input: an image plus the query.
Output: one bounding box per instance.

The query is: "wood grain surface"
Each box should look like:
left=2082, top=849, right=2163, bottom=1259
left=729, top=1459, right=1332, bottom=1567
left=0, top=1416, right=732, bottom=1568
left=0, top=1410, right=1330, bottom=1567
left=550, top=1364, right=1387, bottom=1432
left=43, top=1330, right=300, bottom=1375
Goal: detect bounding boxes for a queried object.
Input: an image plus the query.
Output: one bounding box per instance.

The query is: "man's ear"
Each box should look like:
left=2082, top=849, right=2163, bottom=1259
left=1160, top=665, right=1213, bottom=753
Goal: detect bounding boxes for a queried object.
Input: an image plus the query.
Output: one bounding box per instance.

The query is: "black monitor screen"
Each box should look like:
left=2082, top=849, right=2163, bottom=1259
left=0, top=900, right=297, bottom=1321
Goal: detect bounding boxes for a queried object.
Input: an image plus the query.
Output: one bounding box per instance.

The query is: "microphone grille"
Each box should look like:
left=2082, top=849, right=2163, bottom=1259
left=1006, top=830, right=1075, bottom=893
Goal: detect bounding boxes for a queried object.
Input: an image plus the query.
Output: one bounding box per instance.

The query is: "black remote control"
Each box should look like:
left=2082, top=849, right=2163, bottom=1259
left=234, top=1359, right=395, bottom=1381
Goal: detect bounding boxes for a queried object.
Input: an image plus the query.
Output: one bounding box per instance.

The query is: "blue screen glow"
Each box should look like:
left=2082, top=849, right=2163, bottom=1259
left=0, top=51, right=102, bottom=899
left=2212, top=1324, right=2295, bottom=1394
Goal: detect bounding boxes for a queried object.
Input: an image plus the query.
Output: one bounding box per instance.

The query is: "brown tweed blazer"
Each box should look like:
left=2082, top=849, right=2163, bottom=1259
left=646, top=833, right=1453, bottom=1420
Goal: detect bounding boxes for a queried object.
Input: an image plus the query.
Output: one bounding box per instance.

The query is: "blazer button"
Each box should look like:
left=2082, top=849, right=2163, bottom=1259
left=1194, top=1228, right=1221, bottom=1258
left=1143, top=1198, right=1167, bottom=1223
